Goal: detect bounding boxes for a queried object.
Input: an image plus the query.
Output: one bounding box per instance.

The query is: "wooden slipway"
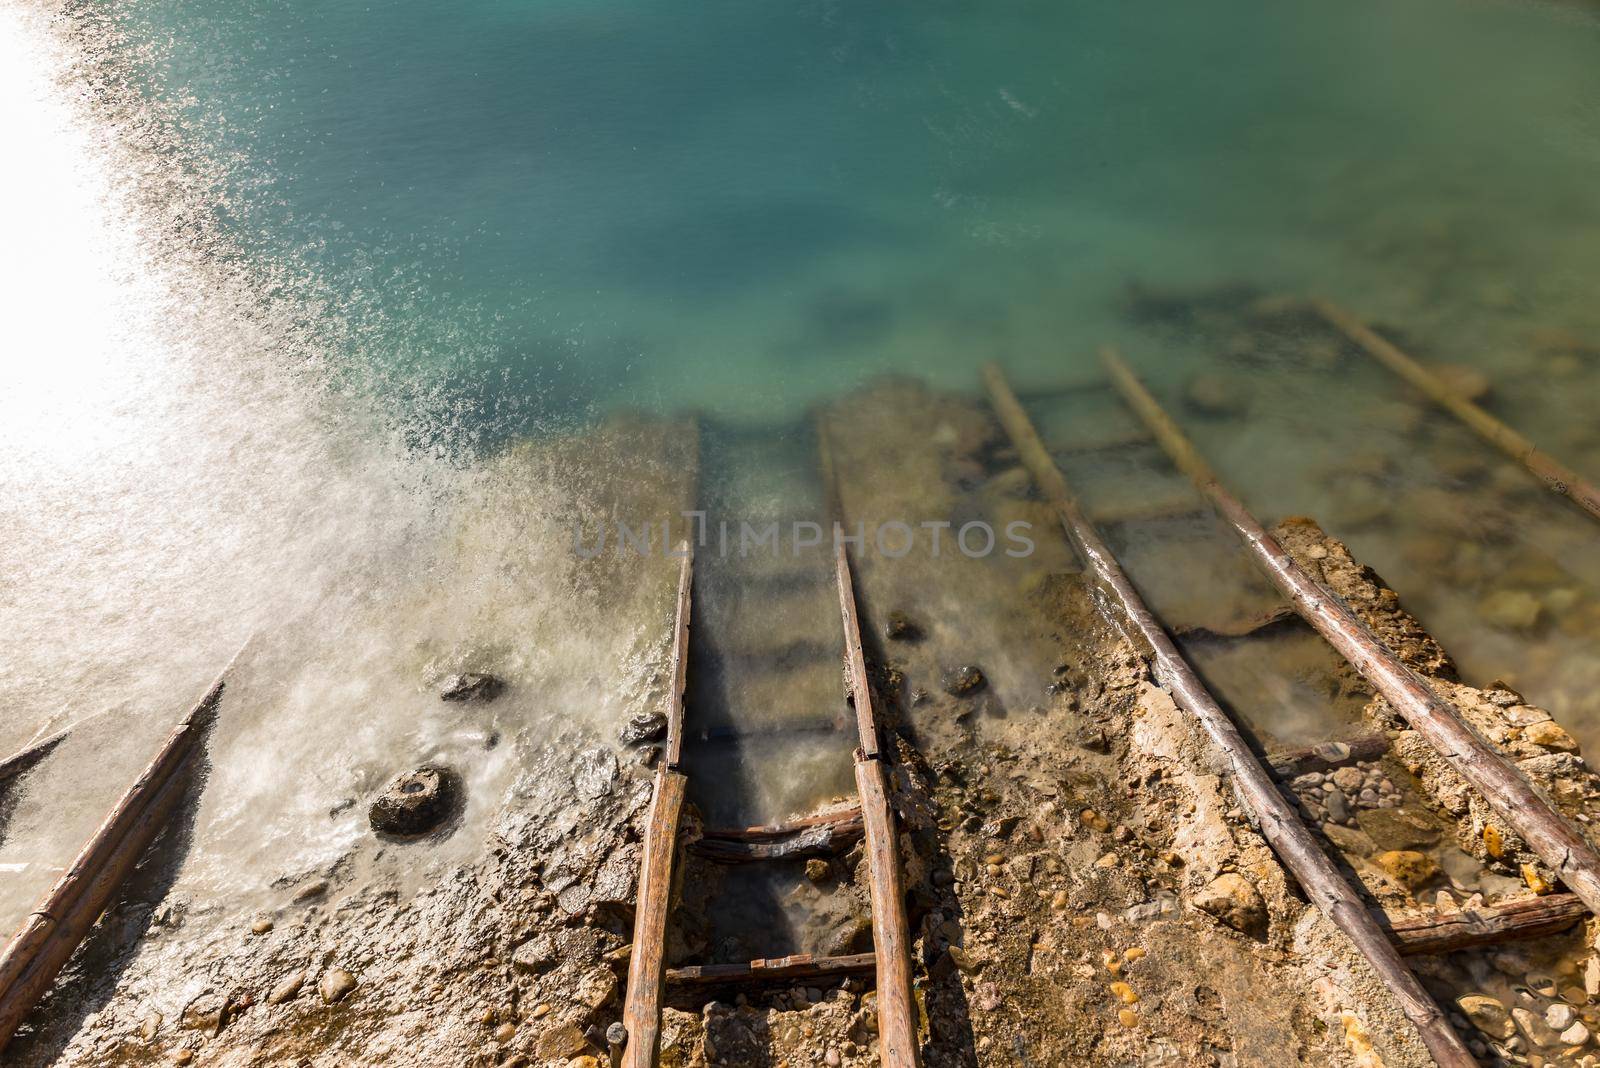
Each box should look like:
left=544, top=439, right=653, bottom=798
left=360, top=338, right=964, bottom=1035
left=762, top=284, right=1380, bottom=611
left=619, top=525, right=922, bottom=1065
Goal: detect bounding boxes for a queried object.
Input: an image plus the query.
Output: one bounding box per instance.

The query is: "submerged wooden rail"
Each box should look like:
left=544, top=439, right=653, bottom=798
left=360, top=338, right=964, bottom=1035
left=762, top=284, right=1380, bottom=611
left=1101, top=346, right=1600, bottom=922
left=0, top=642, right=251, bottom=1054
left=621, top=546, right=693, bottom=1068
left=833, top=543, right=921, bottom=1068
left=1386, top=893, right=1587, bottom=957
left=690, top=805, right=865, bottom=863
left=983, top=363, right=1475, bottom=1067
left=667, top=951, right=876, bottom=987
left=1311, top=298, right=1600, bottom=523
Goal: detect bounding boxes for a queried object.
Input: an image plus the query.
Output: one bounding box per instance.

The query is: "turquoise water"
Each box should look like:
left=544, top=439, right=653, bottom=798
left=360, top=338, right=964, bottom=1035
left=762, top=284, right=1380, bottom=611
left=87, top=0, right=1600, bottom=429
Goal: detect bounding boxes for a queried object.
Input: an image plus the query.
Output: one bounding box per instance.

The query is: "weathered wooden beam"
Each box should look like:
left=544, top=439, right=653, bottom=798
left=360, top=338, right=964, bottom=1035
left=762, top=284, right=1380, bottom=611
left=0, top=730, right=71, bottom=788
left=854, top=752, right=920, bottom=1068
left=818, top=421, right=921, bottom=1068
left=1311, top=298, right=1600, bottom=523
left=1384, top=893, right=1587, bottom=957
left=666, top=951, right=876, bottom=986
left=621, top=767, right=688, bottom=1068
left=1267, top=733, right=1390, bottom=777
left=834, top=544, right=881, bottom=759
left=689, top=807, right=864, bottom=863
left=983, top=363, right=1475, bottom=1067
left=1101, top=345, right=1600, bottom=923
left=0, top=644, right=249, bottom=1053
left=701, top=802, right=862, bottom=841
left=1171, top=605, right=1299, bottom=642
left=664, top=545, right=693, bottom=770
left=1087, top=494, right=1207, bottom=528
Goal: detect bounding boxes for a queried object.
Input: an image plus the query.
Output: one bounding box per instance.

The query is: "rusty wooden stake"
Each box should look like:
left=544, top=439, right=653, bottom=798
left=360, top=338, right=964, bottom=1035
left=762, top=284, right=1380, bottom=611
left=1101, top=345, right=1600, bottom=920
left=1311, top=298, right=1600, bottom=523
left=0, top=640, right=252, bottom=1053
left=983, top=362, right=1475, bottom=1067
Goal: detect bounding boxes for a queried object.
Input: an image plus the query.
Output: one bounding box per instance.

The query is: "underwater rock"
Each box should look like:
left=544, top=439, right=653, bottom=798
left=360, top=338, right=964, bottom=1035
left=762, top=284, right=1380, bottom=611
left=1479, top=590, right=1542, bottom=631
left=1183, top=372, right=1251, bottom=417
left=1374, top=849, right=1438, bottom=890
left=1512, top=1006, right=1562, bottom=1048
left=369, top=764, right=461, bottom=837
left=439, top=672, right=504, bottom=702
left=1354, top=807, right=1440, bottom=850
left=1191, top=872, right=1267, bottom=938
left=619, top=710, right=667, bottom=745
left=885, top=611, right=924, bottom=642
left=942, top=665, right=987, bottom=697
left=1457, top=994, right=1513, bottom=1039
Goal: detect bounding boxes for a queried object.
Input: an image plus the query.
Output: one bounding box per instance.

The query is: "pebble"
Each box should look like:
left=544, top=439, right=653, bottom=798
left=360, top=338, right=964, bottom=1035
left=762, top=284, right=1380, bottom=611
left=1512, top=1006, right=1563, bottom=1048
left=1118, top=1008, right=1139, bottom=1028
left=1374, top=850, right=1438, bottom=890
left=1109, top=981, right=1139, bottom=1004
left=824, top=1049, right=842, bottom=1067
left=495, top=1022, right=518, bottom=1042
left=439, top=672, right=504, bottom=702
left=174, top=1052, right=193, bottom=1066
left=267, top=971, right=305, bottom=1005
left=318, top=967, right=357, bottom=1004
left=1545, top=1004, right=1577, bottom=1031
left=1458, top=994, right=1513, bottom=1040
left=1562, top=1021, right=1592, bottom=1047
left=250, top=918, right=274, bottom=936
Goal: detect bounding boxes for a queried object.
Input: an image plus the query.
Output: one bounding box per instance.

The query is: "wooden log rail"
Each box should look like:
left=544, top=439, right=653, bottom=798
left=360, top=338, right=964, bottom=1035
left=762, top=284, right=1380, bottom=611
left=1386, top=893, right=1586, bottom=957
left=1310, top=298, right=1600, bottom=523
left=833, top=540, right=922, bottom=1068
left=691, top=805, right=865, bottom=863
left=0, top=641, right=251, bottom=1054
left=667, top=951, right=876, bottom=987
left=982, top=363, right=1475, bottom=1066
left=1100, top=345, right=1600, bottom=921
left=622, top=547, right=694, bottom=1068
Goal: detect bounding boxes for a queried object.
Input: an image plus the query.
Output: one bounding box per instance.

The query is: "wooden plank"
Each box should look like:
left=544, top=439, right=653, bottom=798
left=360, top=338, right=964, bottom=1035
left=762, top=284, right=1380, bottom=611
left=689, top=809, right=864, bottom=863
left=0, top=730, right=71, bottom=788
left=983, top=362, right=1475, bottom=1067
left=0, top=642, right=249, bottom=1053
left=1087, top=494, right=1207, bottom=528
left=855, top=753, right=921, bottom=1068
left=666, top=952, right=876, bottom=986
left=1267, top=733, right=1390, bottom=777
left=1312, top=299, right=1600, bottom=523
left=1101, top=345, right=1600, bottom=921
left=665, top=544, right=693, bottom=769
left=834, top=544, right=881, bottom=758
left=621, top=767, right=687, bottom=1068
left=700, top=802, right=861, bottom=841
left=1384, top=893, right=1587, bottom=956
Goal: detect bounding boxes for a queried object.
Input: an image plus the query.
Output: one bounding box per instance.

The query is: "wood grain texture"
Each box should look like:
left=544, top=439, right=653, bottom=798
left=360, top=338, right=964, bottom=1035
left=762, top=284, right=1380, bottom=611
left=1385, top=893, right=1586, bottom=956
left=855, top=754, right=921, bottom=1068
left=621, top=768, right=687, bottom=1068
left=983, top=362, right=1475, bottom=1067
left=666, top=952, right=876, bottom=986
left=691, top=808, right=864, bottom=863
left=834, top=543, right=881, bottom=758
left=1102, top=344, right=1600, bottom=923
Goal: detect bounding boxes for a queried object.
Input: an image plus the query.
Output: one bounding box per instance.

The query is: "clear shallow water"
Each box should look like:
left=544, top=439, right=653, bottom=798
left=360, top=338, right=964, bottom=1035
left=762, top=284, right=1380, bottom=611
left=4, top=0, right=1600, bottom=975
